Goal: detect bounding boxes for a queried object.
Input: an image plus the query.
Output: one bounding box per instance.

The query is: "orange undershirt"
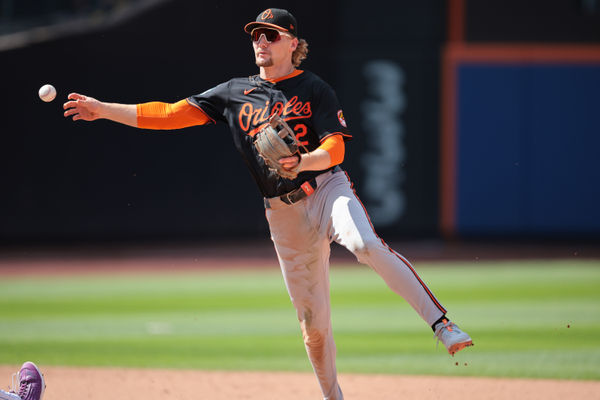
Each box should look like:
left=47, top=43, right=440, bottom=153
left=136, top=100, right=212, bottom=129
left=137, top=100, right=344, bottom=168
left=319, top=134, right=344, bottom=166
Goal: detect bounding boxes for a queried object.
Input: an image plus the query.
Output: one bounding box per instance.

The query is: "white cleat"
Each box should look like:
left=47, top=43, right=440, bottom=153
left=434, top=319, right=473, bottom=356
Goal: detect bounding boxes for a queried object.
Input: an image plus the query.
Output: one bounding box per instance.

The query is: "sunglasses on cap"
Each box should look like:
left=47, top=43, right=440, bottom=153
left=251, top=28, right=291, bottom=43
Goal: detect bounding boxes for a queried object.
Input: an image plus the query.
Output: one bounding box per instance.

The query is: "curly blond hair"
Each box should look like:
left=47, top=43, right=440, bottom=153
left=292, top=38, right=309, bottom=67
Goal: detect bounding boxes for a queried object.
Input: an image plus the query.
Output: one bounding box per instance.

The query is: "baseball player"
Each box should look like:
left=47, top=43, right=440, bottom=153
left=0, top=362, right=45, bottom=400
left=63, top=8, right=472, bottom=400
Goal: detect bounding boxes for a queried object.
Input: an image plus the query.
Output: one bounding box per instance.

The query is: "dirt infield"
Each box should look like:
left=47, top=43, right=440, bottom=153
left=1, top=239, right=599, bottom=277
left=2, top=366, right=600, bottom=400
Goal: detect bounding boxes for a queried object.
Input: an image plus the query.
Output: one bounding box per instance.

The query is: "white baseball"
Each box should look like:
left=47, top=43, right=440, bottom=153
left=38, top=84, right=57, bottom=102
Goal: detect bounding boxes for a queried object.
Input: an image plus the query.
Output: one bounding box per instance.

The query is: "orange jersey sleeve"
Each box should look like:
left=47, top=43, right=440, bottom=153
left=136, top=99, right=212, bottom=130
left=317, top=134, right=345, bottom=167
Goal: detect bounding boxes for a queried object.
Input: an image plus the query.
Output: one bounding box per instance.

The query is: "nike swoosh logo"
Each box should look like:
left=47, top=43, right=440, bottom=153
left=244, top=88, right=257, bottom=95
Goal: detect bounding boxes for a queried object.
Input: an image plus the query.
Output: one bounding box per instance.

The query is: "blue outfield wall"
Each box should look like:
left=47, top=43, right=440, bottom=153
left=456, top=63, right=600, bottom=236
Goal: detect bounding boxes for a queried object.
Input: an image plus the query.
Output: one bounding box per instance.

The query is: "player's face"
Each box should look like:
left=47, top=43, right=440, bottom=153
left=251, top=28, right=297, bottom=68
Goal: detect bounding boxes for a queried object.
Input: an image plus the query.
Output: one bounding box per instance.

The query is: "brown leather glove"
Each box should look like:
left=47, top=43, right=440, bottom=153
left=254, top=114, right=303, bottom=180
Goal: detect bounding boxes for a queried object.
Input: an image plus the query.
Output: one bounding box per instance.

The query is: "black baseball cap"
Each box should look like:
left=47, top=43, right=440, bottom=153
left=244, top=8, right=298, bottom=37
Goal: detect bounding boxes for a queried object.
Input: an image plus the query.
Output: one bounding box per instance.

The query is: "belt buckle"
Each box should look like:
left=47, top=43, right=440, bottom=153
left=282, top=191, right=295, bottom=205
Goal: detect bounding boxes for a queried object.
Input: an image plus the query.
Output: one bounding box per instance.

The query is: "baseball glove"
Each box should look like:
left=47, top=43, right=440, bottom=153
left=254, top=114, right=306, bottom=180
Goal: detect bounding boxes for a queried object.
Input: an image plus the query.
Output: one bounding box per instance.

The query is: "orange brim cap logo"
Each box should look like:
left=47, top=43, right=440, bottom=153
left=261, top=9, right=274, bottom=20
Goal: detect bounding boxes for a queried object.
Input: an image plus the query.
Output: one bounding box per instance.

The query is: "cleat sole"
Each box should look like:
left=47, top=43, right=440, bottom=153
left=449, top=340, right=473, bottom=356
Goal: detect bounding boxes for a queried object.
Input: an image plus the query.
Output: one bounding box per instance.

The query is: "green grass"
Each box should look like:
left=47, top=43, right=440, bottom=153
left=1, top=260, right=599, bottom=380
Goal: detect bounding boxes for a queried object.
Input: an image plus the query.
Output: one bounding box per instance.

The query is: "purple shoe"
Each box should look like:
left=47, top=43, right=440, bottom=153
left=17, top=362, right=45, bottom=400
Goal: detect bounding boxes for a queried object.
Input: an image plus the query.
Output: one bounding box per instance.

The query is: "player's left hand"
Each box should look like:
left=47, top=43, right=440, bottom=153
left=279, top=154, right=301, bottom=171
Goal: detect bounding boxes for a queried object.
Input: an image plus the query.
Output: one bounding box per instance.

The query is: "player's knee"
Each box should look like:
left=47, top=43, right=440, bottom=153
left=303, top=328, right=325, bottom=353
left=301, top=324, right=327, bottom=356
left=347, top=235, right=380, bottom=262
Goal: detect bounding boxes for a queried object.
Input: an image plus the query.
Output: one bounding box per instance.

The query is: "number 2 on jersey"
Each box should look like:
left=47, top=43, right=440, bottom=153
left=294, top=124, right=309, bottom=147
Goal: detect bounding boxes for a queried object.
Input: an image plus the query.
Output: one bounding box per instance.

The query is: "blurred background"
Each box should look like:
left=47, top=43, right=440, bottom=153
left=1, top=0, right=599, bottom=258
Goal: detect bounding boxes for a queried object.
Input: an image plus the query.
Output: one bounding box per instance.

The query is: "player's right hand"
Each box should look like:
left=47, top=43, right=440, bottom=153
left=63, top=93, right=102, bottom=121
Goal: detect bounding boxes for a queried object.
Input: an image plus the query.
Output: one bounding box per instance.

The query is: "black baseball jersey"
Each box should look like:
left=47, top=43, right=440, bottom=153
left=187, top=70, right=351, bottom=198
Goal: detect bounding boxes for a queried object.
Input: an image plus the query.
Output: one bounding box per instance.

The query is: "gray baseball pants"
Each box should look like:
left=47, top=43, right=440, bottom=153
left=265, top=168, right=447, bottom=400
left=0, top=390, right=20, bottom=400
